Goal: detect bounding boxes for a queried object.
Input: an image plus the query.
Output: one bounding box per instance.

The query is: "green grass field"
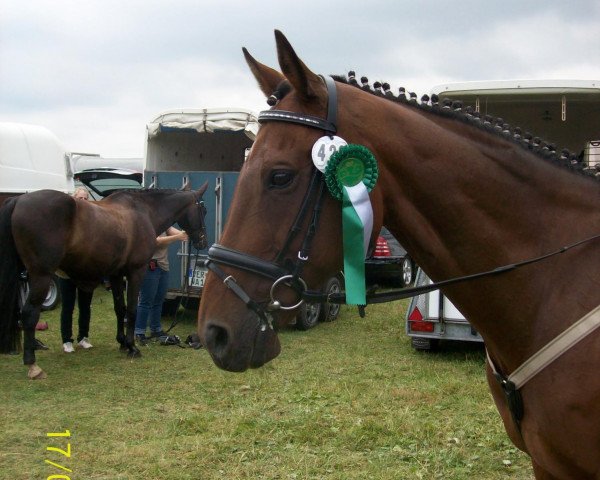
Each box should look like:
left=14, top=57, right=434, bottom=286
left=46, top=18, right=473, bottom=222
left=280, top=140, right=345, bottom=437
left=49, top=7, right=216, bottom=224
left=0, top=289, right=533, bottom=479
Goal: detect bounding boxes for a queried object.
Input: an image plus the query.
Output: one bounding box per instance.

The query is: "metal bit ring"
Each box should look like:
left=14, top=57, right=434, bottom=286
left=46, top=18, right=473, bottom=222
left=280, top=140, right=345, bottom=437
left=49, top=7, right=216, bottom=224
left=269, top=275, right=307, bottom=311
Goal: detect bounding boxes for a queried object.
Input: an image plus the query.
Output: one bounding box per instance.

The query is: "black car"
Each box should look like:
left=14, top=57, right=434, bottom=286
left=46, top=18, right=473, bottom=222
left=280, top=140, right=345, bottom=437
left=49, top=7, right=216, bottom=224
left=366, top=227, right=415, bottom=287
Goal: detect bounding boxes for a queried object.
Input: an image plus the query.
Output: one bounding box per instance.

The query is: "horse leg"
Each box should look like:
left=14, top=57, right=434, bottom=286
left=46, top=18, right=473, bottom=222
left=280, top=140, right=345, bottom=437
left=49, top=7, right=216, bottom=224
left=21, top=275, right=51, bottom=380
left=123, top=269, right=146, bottom=359
left=109, top=275, right=128, bottom=352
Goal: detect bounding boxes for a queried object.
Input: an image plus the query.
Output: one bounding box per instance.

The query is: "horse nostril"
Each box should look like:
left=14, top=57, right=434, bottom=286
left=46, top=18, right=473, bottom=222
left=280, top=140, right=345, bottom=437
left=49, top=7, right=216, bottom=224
left=206, top=323, right=229, bottom=356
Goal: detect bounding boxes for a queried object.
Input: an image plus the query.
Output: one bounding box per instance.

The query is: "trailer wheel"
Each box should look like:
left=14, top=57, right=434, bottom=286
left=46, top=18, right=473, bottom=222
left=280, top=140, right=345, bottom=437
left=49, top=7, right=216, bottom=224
left=401, top=257, right=414, bottom=287
left=296, top=301, right=321, bottom=330
left=319, top=276, right=342, bottom=322
left=20, top=275, right=61, bottom=311
left=41, top=276, right=61, bottom=311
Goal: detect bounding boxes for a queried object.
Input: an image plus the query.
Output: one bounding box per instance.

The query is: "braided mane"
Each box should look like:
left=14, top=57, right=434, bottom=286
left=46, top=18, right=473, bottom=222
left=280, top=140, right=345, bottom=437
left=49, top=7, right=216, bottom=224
left=329, top=72, right=599, bottom=181
left=268, top=73, right=598, bottom=181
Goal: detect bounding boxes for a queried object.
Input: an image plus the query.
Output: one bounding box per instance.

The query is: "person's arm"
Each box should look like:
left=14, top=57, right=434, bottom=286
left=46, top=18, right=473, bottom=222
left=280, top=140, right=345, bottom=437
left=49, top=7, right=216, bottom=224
left=155, top=227, right=188, bottom=247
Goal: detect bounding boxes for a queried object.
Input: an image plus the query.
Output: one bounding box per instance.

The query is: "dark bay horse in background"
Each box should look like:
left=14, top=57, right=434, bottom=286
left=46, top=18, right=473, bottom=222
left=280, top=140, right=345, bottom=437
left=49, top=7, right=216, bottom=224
left=198, top=31, right=600, bottom=478
left=0, top=182, right=208, bottom=379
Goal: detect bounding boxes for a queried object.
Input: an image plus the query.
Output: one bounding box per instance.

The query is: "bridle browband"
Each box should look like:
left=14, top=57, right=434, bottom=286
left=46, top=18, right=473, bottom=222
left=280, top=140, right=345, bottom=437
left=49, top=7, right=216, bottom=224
left=206, top=74, right=600, bottom=331
left=257, top=75, right=338, bottom=134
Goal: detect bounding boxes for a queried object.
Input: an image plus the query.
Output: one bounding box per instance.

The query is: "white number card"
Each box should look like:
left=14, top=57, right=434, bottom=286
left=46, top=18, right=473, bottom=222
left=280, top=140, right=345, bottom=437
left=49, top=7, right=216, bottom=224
left=311, top=136, right=347, bottom=172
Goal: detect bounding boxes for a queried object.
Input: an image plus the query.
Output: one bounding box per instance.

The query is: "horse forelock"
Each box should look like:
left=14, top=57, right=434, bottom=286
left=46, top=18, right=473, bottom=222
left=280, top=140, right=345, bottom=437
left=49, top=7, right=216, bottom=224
left=267, top=80, right=293, bottom=105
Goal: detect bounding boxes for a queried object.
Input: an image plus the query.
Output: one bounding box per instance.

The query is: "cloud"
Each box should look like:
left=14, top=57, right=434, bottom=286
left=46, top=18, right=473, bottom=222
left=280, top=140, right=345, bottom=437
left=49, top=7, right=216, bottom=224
left=1, top=0, right=599, bottom=156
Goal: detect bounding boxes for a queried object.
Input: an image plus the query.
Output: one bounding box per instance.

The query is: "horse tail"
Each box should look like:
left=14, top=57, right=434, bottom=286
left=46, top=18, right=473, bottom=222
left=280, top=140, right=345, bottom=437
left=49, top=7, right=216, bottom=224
left=0, top=197, right=23, bottom=354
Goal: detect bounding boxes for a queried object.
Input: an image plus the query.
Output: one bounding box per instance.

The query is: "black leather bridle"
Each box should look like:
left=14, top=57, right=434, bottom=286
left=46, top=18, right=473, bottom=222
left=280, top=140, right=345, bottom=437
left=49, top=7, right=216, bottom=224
left=205, top=75, right=339, bottom=330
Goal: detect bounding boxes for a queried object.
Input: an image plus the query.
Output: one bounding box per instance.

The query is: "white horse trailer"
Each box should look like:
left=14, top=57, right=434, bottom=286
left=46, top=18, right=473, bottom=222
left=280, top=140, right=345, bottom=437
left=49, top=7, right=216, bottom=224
left=406, top=80, right=600, bottom=350
left=0, top=122, right=75, bottom=203
left=0, top=122, right=76, bottom=310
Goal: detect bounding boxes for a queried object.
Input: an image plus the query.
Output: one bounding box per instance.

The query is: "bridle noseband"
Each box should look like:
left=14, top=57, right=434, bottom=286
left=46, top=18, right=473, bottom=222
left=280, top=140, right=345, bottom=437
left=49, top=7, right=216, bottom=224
left=205, top=75, right=339, bottom=329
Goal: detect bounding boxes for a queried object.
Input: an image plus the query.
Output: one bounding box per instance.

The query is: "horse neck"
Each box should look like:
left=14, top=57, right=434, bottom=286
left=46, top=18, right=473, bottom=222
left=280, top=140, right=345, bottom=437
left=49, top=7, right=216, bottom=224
left=350, top=96, right=600, bottom=365
left=136, top=191, right=189, bottom=235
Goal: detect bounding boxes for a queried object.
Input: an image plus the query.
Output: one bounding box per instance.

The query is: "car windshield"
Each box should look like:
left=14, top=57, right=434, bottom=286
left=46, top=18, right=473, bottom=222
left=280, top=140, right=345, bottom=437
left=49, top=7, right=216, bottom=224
left=74, top=169, right=142, bottom=199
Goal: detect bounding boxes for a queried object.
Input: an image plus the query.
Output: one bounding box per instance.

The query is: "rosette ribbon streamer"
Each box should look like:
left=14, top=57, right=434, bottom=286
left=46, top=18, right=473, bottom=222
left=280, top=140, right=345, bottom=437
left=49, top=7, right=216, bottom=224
left=325, top=144, right=378, bottom=305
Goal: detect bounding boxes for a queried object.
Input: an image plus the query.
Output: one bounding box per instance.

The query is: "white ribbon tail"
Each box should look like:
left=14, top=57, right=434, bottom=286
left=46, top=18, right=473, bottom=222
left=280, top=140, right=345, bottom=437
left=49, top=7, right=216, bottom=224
left=344, top=182, right=373, bottom=258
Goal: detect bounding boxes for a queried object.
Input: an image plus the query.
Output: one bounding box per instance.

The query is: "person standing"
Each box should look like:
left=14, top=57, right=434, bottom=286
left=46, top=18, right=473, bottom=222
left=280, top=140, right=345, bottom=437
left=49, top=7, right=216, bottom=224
left=60, top=187, right=94, bottom=353
left=135, top=227, right=188, bottom=343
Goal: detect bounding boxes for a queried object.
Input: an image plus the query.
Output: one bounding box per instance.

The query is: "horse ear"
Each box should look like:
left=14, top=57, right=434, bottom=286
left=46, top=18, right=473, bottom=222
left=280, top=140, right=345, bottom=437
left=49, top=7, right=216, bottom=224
left=197, top=181, right=209, bottom=196
left=181, top=179, right=191, bottom=191
left=243, top=47, right=285, bottom=98
left=274, top=29, right=323, bottom=101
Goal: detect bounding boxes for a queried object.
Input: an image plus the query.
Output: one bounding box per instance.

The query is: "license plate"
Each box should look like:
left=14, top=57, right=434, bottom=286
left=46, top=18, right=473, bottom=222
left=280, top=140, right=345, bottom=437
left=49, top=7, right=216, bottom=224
left=189, top=266, right=207, bottom=288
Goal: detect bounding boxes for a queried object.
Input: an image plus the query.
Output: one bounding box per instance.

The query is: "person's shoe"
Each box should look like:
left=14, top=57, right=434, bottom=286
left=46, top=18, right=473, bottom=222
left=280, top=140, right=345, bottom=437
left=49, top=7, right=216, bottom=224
left=135, top=334, right=149, bottom=346
left=63, top=342, right=75, bottom=353
left=77, top=337, right=93, bottom=349
left=34, top=338, right=49, bottom=350
left=150, top=330, right=167, bottom=338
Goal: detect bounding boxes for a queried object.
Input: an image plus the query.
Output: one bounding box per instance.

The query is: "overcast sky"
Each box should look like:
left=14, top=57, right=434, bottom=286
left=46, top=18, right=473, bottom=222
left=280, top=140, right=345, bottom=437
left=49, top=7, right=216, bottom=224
left=1, top=0, right=599, bottom=157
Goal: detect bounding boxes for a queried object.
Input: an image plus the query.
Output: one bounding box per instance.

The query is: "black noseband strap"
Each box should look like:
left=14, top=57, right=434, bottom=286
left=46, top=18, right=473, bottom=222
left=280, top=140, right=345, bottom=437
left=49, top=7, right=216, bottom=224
left=207, top=244, right=288, bottom=280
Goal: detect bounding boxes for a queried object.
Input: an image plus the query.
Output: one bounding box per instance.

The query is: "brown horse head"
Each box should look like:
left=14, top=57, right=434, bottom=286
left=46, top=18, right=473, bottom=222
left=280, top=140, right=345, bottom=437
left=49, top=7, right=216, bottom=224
left=177, top=181, right=209, bottom=250
left=198, top=31, right=384, bottom=371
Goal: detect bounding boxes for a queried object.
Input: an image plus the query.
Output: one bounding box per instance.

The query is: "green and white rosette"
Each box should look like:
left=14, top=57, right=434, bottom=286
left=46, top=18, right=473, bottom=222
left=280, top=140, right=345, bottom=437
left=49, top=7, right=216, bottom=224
left=324, top=144, right=378, bottom=305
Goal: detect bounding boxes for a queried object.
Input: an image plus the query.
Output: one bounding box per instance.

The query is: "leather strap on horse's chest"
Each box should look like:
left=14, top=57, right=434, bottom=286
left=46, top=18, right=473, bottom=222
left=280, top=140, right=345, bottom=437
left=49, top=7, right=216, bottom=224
left=487, top=303, right=600, bottom=426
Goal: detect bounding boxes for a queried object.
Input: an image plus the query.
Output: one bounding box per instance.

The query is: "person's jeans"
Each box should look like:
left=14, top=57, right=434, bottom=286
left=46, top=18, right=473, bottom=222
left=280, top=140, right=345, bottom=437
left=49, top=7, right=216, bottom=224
left=134, top=266, right=169, bottom=336
left=58, top=277, right=93, bottom=344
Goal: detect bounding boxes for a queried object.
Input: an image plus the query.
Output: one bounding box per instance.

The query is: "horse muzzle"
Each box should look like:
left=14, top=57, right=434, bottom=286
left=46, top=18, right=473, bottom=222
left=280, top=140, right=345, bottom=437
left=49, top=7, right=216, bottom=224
left=191, top=233, right=208, bottom=251
left=202, top=313, right=281, bottom=372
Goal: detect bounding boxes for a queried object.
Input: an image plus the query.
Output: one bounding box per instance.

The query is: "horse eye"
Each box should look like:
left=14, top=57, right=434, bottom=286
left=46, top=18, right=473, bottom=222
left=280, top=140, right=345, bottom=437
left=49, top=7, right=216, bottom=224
left=269, top=170, right=294, bottom=189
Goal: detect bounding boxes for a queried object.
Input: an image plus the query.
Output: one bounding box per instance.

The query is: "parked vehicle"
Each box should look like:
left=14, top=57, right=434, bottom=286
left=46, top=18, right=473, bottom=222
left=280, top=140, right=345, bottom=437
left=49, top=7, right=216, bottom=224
left=406, top=268, right=482, bottom=351
left=366, top=227, right=415, bottom=287
left=0, top=122, right=78, bottom=311
left=74, top=167, right=143, bottom=199
left=431, top=79, right=600, bottom=165
left=144, top=108, right=256, bottom=312
left=405, top=79, right=600, bottom=349
left=144, top=108, right=342, bottom=327
left=0, top=122, right=75, bottom=206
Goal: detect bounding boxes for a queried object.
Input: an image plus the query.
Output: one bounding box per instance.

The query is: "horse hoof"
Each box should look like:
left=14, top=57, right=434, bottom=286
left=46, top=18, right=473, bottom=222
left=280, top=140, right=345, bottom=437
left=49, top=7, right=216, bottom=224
left=127, top=350, right=142, bottom=359
left=28, top=364, right=47, bottom=380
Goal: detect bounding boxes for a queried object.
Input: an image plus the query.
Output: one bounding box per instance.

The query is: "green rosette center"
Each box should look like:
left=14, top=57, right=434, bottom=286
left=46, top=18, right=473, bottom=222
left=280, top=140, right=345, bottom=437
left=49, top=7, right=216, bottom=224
left=324, top=144, right=378, bottom=200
